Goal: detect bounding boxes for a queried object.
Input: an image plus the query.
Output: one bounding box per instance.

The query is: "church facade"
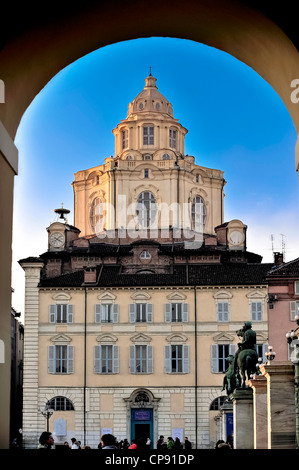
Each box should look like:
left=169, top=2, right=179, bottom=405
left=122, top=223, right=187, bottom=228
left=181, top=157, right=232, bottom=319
left=20, top=74, right=272, bottom=449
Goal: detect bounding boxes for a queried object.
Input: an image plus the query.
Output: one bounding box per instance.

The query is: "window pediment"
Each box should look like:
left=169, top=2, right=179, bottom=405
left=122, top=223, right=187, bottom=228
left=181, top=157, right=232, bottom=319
left=213, top=332, right=235, bottom=344
left=131, top=291, right=151, bottom=301
left=213, top=290, right=233, bottom=300
left=130, top=333, right=152, bottom=344
left=97, top=292, right=116, bottom=302
left=167, top=292, right=186, bottom=301
left=52, top=292, right=71, bottom=302
left=51, top=334, right=72, bottom=344
left=166, top=333, right=188, bottom=343
left=246, top=291, right=267, bottom=301
left=96, top=334, right=118, bottom=344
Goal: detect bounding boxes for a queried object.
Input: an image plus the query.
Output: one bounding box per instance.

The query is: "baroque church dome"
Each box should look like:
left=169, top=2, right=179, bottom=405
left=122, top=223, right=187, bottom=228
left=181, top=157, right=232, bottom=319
left=126, top=73, right=174, bottom=119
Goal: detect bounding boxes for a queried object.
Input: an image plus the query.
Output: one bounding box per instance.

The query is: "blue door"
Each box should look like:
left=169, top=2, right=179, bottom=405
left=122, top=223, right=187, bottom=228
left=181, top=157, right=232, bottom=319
left=131, top=409, right=153, bottom=448
left=226, top=412, right=233, bottom=441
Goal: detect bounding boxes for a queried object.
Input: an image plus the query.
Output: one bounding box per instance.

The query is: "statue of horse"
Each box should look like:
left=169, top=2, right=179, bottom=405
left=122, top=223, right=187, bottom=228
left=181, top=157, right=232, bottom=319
left=236, top=348, right=258, bottom=387
left=222, top=354, right=241, bottom=396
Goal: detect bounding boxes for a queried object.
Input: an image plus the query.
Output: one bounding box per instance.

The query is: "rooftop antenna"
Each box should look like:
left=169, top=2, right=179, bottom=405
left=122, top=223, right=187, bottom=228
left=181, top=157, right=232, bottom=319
left=280, top=233, right=286, bottom=259
left=271, top=234, right=275, bottom=255
left=54, top=202, right=70, bottom=223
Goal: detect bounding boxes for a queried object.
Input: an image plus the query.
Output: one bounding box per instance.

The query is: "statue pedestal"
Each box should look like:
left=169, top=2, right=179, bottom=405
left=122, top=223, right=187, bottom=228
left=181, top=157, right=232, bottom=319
left=260, top=361, right=296, bottom=449
left=248, top=374, right=267, bottom=449
left=232, top=387, right=253, bottom=449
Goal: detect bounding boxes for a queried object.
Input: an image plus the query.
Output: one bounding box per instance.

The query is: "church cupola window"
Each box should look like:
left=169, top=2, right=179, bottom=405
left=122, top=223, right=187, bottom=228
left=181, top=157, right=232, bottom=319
left=137, top=191, right=157, bottom=228
left=122, top=129, right=128, bottom=150
left=143, top=126, right=154, bottom=145
left=191, top=196, right=207, bottom=232
left=169, top=129, right=177, bottom=149
left=90, top=197, right=105, bottom=233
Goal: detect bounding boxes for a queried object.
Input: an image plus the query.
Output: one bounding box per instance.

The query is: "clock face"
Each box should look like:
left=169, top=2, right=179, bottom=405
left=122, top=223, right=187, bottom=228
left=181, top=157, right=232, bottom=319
left=49, top=231, right=64, bottom=248
left=229, top=230, right=243, bottom=245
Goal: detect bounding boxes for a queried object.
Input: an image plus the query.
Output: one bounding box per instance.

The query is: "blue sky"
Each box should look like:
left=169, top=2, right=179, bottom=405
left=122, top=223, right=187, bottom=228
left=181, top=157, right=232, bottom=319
left=12, top=37, right=299, bottom=315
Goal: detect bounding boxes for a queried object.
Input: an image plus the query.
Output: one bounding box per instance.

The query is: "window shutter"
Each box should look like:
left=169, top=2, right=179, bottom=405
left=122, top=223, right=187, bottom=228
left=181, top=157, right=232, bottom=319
left=129, top=304, right=136, bottom=323
left=223, top=303, right=229, bottom=322
left=211, top=345, right=218, bottom=373
left=183, top=345, right=189, bottom=373
left=218, top=302, right=229, bottom=322
left=251, top=302, right=263, bottom=321
left=164, top=345, right=171, bottom=373
left=182, top=303, right=188, bottom=322
left=49, top=305, right=56, bottom=323
left=113, top=345, right=119, bottom=373
left=257, top=302, right=262, bottom=321
left=165, top=304, right=172, bottom=322
left=95, top=304, right=102, bottom=323
left=129, top=345, right=135, bottom=373
left=48, top=345, right=55, bottom=373
left=67, top=346, right=74, bottom=373
left=229, top=344, right=236, bottom=356
left=147, top=345, right=153, bottom=373
left=290, top=301, right=296, bottom=321
left=94, top=346, right=101, bottom=373
left=113, top=304, right=119, bottom=323
left=67, top=305, right=74, bottom=323
left=146, top=304, right=153, bottom=323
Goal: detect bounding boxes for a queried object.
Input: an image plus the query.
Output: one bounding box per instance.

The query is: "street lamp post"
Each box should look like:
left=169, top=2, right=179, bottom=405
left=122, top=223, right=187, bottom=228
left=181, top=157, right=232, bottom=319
left=41, top=400, right=54, bottom=432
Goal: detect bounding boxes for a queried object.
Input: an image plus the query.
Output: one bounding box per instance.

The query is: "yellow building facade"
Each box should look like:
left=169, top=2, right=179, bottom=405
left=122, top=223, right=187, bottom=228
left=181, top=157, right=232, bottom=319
left=20, top=74, right=272, bottom=449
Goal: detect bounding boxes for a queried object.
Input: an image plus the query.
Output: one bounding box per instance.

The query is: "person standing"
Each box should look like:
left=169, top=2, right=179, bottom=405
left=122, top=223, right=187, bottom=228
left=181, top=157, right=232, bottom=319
left=37, top=432, right=54, bottom=449
left=184, top=437, right=192, bottom=449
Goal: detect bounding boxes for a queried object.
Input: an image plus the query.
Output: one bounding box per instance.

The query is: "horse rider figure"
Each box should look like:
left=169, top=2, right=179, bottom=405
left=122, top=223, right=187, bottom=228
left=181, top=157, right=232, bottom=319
left=234, top=321, right=258, bottom=387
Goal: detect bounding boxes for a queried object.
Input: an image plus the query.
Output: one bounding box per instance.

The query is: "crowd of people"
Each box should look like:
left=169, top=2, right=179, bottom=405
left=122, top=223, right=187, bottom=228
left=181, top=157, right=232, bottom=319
left=37, top=432, right=193, bottom=450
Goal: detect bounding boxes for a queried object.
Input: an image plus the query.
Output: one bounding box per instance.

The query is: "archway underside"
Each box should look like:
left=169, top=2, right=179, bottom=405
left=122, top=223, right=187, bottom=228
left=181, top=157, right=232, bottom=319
left=0, top=0, right=298, bottom=174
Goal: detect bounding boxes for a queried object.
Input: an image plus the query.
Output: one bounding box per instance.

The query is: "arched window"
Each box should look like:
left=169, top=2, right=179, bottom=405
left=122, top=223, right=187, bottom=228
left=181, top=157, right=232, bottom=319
left=49, top=396, right=75, bottom=411
left=191, top=196, right=207, bottom=232
left=169, top=129, right=177, bottom=149
left=90, top=197, right=105, bottom=233
left=162, top=153, right=170, bottom=160
left=136, top=191, right=157, bottom=228
left=210, top=396, right=226, bottom=410
left=122, top=129, right=128, bottom=149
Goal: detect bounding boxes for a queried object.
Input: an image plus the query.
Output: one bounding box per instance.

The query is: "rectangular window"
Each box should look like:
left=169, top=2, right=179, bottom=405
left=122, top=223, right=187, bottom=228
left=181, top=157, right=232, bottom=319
left=94, top=345, right=119, bottom=374
left=165, top=303, right=188, bottom=322
left=129, top=303, right=153, bottom=322
left=290, top=301, right=299, bottom=321
left=48, top=345, right=74, bottom=374
left=165, top=345, right=189, bottom=373
left=211, top=344, right=236, bottom=373
left=95, top=304, right=119, bottom=323
left=143, top=126, right=154, bottom=145
left=49, top=304, right=74, bottom=323
left=122, top=129, right=128, bottom=149
left=295, top=281, right=299, bottom=295
left=169, top=129, right=177, bottom=149
left=130, top=345, right=153, bottom=373
left=217, top=302, right=229, bottom=322
left=251, top=301, right=263, bottom=321
left=144, top=168, right=149, bottom=178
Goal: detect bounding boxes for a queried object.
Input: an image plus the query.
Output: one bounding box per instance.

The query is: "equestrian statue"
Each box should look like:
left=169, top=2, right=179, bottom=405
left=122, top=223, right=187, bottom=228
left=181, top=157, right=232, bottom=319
left=223, top=322, right=258, bottom=397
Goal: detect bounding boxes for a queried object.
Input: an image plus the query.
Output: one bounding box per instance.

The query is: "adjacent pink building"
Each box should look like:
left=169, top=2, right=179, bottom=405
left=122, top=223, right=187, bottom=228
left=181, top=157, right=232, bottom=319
left=266, top=254, right=299, bottom=361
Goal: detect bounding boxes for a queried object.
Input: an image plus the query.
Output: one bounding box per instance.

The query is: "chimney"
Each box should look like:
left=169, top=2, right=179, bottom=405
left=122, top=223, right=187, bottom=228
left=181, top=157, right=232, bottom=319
left=273, top=252, right=284, bottom=266
left=84, top=267, right=97, bottom=283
